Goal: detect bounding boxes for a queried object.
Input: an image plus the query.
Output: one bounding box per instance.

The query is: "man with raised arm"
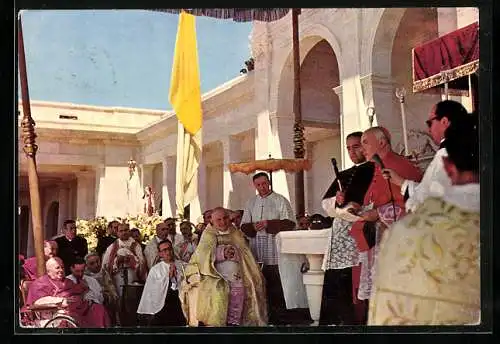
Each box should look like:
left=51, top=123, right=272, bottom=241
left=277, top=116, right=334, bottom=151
left=369, top=115, right=479, bottom=325
left=350, top=127, right=422, bottom=317
left=137, top=239, right=187, bottom=326
left=319, top=131, right=375, bottom=325
left=381, top=100, right=469, bottom=213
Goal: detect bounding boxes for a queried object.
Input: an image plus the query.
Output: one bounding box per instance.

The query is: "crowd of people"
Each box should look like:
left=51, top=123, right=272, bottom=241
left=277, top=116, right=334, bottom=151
left=19, top=100, right=480, bottom=328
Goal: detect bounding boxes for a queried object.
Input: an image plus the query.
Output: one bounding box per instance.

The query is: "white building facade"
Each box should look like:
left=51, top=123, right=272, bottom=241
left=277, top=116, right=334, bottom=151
left=18, top=8, right=478, bottom=256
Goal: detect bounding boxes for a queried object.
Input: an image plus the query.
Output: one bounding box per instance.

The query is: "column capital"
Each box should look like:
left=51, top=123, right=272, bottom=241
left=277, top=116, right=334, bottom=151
left=332, top=85, right=343, bottom=96
left=140, top=163, right=155, bottom=172
left=361, top=73, right=397, bottom=93
left=57, top=181, right=71, bottom=190
left=221, top=136, right=244, bottom=165
left=220, top=134, right=245, bottom=149
left=75, top=170, right=94, bottom=179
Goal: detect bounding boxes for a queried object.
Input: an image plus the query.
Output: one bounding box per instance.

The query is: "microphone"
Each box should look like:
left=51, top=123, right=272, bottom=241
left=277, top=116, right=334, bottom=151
left=331, top=158, right=343, bottom=191
left=372, top=154, right=385, bottom=169
left=331, top=158, right=341, bottom=177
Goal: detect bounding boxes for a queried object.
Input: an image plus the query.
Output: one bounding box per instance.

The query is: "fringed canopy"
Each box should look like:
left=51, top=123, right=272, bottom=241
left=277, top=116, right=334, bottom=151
left=412, top=22, right=479, bottom=93
left=228, top=158, right=312, bottom=175
left=153, top=8, right=290, bottom=22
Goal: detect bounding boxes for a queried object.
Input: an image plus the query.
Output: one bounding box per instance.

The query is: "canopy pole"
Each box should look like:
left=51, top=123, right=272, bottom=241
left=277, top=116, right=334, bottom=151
left=18, top=14, right=45, bottom=277
left=267, top=154, right=273, bottom=191
left=292, top=8, right=305, bottom=217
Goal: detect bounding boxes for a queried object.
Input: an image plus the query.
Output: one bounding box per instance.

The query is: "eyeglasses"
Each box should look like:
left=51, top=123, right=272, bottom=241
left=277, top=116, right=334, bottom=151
left=159, top=248, right=172, bottom=253
left=425, top=116, right=439, bottom=128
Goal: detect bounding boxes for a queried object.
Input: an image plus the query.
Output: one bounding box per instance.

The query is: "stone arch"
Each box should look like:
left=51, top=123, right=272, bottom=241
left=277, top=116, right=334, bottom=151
left=271, top=23, right=343, bottom=114
left=45, top=201, right=59, bottom=238
left=370, top=8, right=407, bottom=78
left=369, top=8, right=441, bottom=154
left=274, top=32, right=341, bottom=212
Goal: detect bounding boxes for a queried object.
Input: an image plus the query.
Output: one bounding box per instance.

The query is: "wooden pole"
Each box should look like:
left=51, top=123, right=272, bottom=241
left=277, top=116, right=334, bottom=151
left=292, top=8, right=305, bottom=217
left=18, top=14, right=45, bottom=277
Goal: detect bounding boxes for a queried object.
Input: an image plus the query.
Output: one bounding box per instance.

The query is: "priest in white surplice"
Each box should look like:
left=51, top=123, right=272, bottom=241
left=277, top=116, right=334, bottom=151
left=137, top=239, right=187, bottom=326
left=144, top=221, right=170, bottom=269
left=381, top=100, right=469, bottom=213
left=102, top=223, right=147, bottom=298
left=240, top=172, right=297, bottom=325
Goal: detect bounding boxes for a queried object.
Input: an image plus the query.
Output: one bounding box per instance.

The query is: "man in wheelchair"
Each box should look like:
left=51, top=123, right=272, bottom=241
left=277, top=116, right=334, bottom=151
left=23, top=257, right=110, bottom=328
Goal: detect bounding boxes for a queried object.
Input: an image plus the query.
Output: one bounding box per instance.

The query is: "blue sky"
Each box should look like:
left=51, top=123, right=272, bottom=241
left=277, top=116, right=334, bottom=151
left=19, top=10, right=252, bottom=110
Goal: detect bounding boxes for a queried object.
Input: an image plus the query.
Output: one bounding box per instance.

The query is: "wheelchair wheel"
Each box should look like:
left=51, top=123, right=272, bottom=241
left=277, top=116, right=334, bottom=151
left=43, top=315, right=78, bottom=328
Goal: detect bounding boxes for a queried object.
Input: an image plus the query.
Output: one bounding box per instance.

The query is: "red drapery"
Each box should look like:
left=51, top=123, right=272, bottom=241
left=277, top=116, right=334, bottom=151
left=412, top=22, right=479, bottom=93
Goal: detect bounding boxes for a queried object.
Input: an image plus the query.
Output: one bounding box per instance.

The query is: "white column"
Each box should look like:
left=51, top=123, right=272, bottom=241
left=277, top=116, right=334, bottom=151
left=76, top=171, right=96, bottom=220
left=94, top=164, right=105, bottom=218
left=305, top=141, right=314, bottom=215
left=57, top=183, right=70, bottom=233
left=221, top=136, right=244, bottom=210
left=333, top=85, right=348, bottom=170
left=457, top=7, right=478, bottom=28
left=188, top=153, right=206, bottom=223
left=437, top=8, right=458, bottom=36
left=255, top=111, right=273, bottom=161
left=68, top=180, right=76, bottom=219
left=161, top=155, right=176, bottom=218
left=197, top=154, right=207, bottom=215
left=140, top=164, right=154, bottom=191
left=457, top=7, right=478, bottom=112
left=269, top=113, right=295, bottom=207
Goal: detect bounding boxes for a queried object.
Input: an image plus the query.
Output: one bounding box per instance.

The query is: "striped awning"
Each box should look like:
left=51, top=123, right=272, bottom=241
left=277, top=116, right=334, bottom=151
left=153, top=8, right=290, bottom=22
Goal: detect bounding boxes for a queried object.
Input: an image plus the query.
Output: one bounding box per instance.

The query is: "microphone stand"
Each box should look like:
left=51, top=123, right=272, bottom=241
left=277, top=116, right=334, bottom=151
left=373, top=154, right=397, bottom=224
left=385, top=178, right=398, bottom=224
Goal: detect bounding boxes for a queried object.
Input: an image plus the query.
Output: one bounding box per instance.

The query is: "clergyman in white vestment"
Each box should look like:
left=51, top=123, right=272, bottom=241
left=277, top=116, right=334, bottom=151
left=369, top=116, right=480, bottom=325
left=137, top=239, right=186, bottom=326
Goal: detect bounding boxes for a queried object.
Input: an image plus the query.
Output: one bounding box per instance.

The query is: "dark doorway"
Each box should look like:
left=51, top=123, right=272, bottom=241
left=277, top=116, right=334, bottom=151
left=46, top=201, right=59, bottom=238
left=19, top=205, right=30, bottom=256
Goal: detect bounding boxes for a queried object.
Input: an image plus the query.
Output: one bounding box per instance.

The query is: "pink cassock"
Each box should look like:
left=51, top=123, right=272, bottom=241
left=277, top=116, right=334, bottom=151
left=26, top=274, right=110, bottom=328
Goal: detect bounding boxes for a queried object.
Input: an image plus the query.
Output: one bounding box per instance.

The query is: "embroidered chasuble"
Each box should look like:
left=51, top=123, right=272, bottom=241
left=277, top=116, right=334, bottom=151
left=180, top=225, right=268, bottom=326
left=369, top=184, right=480, bottom=325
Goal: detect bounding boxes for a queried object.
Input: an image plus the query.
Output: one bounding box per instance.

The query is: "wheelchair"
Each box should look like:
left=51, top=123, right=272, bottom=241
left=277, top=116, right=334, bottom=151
left=19, top=279, right=79, bottom=328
